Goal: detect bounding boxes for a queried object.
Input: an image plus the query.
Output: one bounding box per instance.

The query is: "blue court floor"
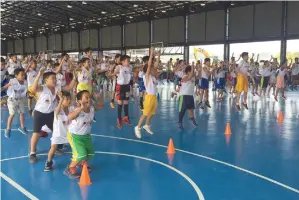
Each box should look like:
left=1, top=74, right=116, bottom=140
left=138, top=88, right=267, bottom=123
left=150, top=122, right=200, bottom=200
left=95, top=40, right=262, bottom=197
left=1, top=84, right=299, bottom=200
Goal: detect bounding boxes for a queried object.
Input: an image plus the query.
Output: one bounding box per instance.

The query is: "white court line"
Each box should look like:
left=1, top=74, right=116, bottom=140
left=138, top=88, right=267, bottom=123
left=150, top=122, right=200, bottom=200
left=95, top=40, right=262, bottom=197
left=90, top=134, right=299, bottom=194
left=0, top=152, right=204, bottom=200
left=1, top=129, right=299, bottom=194
left=0, top=172, right=39, bottom=200
left=95, top=151, right=204, bottom=200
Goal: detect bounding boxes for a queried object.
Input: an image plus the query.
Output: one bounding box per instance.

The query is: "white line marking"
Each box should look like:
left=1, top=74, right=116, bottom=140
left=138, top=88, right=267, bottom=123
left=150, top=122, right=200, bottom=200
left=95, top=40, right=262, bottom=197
left=0, top=172, right=39, bottom=200
left=95, top=151, right=204, bottom=200
left=1, top=129, right=298, bottom=194
left=90, top=134, right=299, bottom=194
left=0, top=152, right=204, bottom=200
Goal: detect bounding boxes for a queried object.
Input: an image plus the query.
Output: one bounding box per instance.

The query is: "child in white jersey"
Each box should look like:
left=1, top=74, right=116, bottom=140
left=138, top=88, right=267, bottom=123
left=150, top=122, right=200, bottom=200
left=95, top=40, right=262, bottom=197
left=1, top=57, right=9, bottom=105
left=291, top=57, right=299, bottom=90
left=1, top=68, right=29, bottom=138
left=108, top=55, right=132, bottom=129
left=198, top=58, right=213, bottom=109
left=109, top=54, right=121, bottom=109
left=135, top=48, right=157, bottom=139
left=29, top=69, right=77, bottom=163
left=215, top=62, right=226, bottom=101
left=76, top=58, right=92, bottom=93
left=171, top=60, right=185, bottom=98
left=64, top=90, right=103, bottom=179
left=44, top=91, right=72, bottom=171
left=235, top=52, right=255, bottom=111
left=25, top=60, right=41, bottom=116
left=7, top=54, right=21, bottom=78
left=137, top=63, right=146, bottom=110
left=268, top=60, right=279, bottom=97
left=177, top=65, right=197, bottom=130
left=274, top=65, right=288, bottom=101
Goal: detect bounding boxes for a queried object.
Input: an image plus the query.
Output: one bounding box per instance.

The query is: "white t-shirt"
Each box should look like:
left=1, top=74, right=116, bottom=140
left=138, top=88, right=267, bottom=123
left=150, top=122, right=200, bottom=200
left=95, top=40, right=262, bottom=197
left=51, top=107, right=73, bottom=144
left=7, top=60, right=21, bottom=75
left=138, top=71, right=144, bottom=78
left=143, top=74, right=157, bottom=96
left=230, top=70, right=236, bottom=78
left=291, top=64, right=299, bottom=75
left=176, top=70, right=185, bottom=78
left=27, top=69, right=41, bottom=87
left=201, top=65, right=209, bottom=79
left=68, top=106, right=94, bottom=135
left=179, top=76, right=195, bottom=96
left=22, top=63, right=28, bottom=69
left=117, top=66, right=131, bottom=85
left=216, top=69, right=226, bottom=78
left=262, top=66, right=271, bottom=77
left=238, top=60, right=250, bottom=75
left=100, top=63, right=109, bottom=71
left=56, top=73, right=66, bottom=87
left=6, top=78, right=27, bottom=99
left=62, top=62, right=68, bottom=72
left=277, top=68, right=287, bottom=76
left=77, top=68, right=92, bottom=84
left=34, top=85, right=61, bottom=113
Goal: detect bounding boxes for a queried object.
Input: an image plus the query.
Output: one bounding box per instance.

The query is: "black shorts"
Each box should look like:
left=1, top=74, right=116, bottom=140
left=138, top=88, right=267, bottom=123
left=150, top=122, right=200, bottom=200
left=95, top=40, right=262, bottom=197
left=116, top=84, right=130, bottom=101
left=129, top=80, right=133, bottom=86
left=260, top=76, right=270, bottom=88
left=33, top=110, right=54, bottom=133
left=179, top=95, right=195, bottom=111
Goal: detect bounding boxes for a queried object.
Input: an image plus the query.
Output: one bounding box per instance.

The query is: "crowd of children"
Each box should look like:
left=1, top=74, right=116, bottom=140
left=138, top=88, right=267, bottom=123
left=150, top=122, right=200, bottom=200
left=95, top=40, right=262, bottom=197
left=1, top=49, right=299, bottom=178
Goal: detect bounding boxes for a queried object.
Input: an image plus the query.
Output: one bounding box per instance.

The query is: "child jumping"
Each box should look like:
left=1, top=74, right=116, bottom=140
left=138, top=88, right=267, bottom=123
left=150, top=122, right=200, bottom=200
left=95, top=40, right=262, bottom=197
left=134, top=48, right=158, bottom=139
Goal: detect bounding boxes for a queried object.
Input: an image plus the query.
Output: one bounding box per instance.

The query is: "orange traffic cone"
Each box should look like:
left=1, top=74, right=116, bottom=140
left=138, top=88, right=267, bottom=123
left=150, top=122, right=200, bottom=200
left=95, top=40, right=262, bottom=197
left=277, top=111, right=284, bottom=122
left=78, top=163, right=92, bottom=186
left=166, top=138, right=176, bottom=154
left=224, top=123, right=232, bottom=135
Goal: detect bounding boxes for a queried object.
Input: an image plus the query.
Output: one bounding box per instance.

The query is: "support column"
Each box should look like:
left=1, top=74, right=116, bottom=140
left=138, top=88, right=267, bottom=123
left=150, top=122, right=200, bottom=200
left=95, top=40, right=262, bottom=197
left=33, top=37, right=36, bottom=54
left=12, top=40, right=15, bottom=53
left=22, top=39, right=25, bottom=55
left=121, top=25, right=126, bottom=55
left=98, top=28, right=101, bottom=50
left=224, top=7, right=230, bottom=61
left=280, top=1, right=287, bottom=64
left=60, top=33, right=64, bottom=52
left=184, top=14, right=189, bottom=63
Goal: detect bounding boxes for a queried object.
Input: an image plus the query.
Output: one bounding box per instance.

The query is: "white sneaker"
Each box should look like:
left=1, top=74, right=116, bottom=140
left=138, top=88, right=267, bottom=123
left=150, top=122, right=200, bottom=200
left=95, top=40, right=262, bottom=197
left=134, top=126, right=142, bottom=139
left=143, top=125, right=154, bottom=135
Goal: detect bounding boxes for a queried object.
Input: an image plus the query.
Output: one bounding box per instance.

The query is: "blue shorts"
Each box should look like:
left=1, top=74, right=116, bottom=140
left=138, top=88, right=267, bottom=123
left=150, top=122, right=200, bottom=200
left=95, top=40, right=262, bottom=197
left=138, top=78, right=145, bottom=92
left=179, top=95, right=195, bottom=111
left=198, top=78, right=209, bottom=89
left=216, top=78, right=225, bottom=89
